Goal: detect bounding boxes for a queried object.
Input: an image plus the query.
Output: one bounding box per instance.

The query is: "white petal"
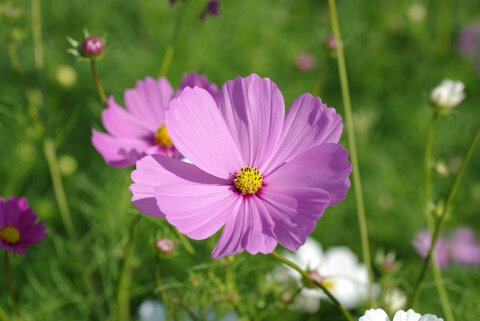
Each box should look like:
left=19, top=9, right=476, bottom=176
left=359, top=308, right=390, bottom=321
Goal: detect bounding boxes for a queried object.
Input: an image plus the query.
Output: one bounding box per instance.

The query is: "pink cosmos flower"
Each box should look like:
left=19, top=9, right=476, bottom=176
left=413, top=230, right=450, bottom=268
left=0, top=196, right=47, bottom=256
left=92, top=72, right=219, bottom=167
left=130, top=73, right=351, bottom=258
left=449, top=227, right=480, bottom=264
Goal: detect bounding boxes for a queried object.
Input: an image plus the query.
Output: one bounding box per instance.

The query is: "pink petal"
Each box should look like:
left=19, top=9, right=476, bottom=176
left=266, top=143, right=351, bottom=206
left=155, top=184, right=240, bottom=240
left=102, top=96, right=153, bottom=138
left=124, top=77, right=174, bottom=128
left=130, top=154, right=230, bottom=217
left=92, top=129, right=149, bottom=167
left=211, top=196, right=277, bottom=258
left=166, top=87, right=243, bottom=179
left=174, top=72, right=220, bottom=104
left=264, top=93, right=342, bottom=171
left=259, top=186, right=330, bottom=251
left=218, top=74, right=284, bottom=171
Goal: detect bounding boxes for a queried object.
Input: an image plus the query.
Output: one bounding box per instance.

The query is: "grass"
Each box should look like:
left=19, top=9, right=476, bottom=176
left=1, top=0, right=480, bottom=320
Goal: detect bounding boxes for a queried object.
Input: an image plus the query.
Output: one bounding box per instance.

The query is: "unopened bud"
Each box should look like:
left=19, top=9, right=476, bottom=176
left=295, top=53, right=316, bottom=72
left=430, top=79, right=466, bottom=114
left=304, top=270, right=323, bottom=288
left=280, top=291, right=293, bottom=303
left=434, top=161, right=449, bottom=177
left=326, top=35, right=343, bottom=51
left=155, top=237, right=174, bottom=254
left=82, top=36, right=104, bottom=57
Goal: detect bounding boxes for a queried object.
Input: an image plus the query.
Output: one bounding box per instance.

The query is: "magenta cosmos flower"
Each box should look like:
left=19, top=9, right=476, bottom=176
left=130, top=74, right=351, bottom=258
left=413, top=230, right=450, bottom=268
left=0, top=196, right=47, bottom=256
left=92, top=72, right=219, bottom=167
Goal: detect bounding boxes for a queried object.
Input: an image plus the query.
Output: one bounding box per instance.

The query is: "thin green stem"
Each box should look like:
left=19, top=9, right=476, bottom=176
left=31, top=0, right=46, bottom=108
left=312, top=58, right=330, bottom=97
left=116, top=215, right=141, bottom=321
left=31, top=0, right=105, bottom=318
left=269, top=252, right=354, bottom=321
left=4, top=252, right=22, bottom=321
left=91, top=61, right=107, bottom=105
left=409, top=122, right=480, bottom=308
left=423, top=113, right=455, bottom=321
left=327, top=0, right=376, bottom=307
left=43, top=138, right=106, bottom=319
left=424, top=113, right=438, bottom=209
left=154, top=256, right=174, bottom=320
left=171, top=226, right=196, bottom=256
left=159, top=1, right=188, bottom=77
left=435, top=0, right=452, bottom=55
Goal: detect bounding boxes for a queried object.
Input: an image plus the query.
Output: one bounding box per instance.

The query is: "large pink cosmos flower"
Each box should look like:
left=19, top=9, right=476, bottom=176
left=92, top=72, right=219, bottom=167
left=130, top=74, right=352, bottom=258
left=0, top=196, right=47, bottom=256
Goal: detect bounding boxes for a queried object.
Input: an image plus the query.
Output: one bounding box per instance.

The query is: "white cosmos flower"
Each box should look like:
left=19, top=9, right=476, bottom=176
left=360, top=309, right=443, bottom=321
left=138, top=300, right=169, bottom=321
left=430, top=79, right=466, bottom=111
left=284, top=237, right=369, bottom=312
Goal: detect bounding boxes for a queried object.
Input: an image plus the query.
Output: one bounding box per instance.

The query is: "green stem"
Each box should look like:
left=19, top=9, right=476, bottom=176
left=116, top=215, right=140, bottom=321
left=154, top=256, right=174, bottom=320
left=435, top=0, right=452, bottom=55
left=327, top=0, right=376, bottom=308
left=4, top=252, right=22, bottom=321
left=424, top=113, right=438, bottom=210
left=43, top=138, right=106, bottom=319
left=91, top=61, right=107, bottom=105
left=312, top=58, right=330, bottom=97
left=423, top=113, right=455, bottom=321
left=31, top=0, right=46, bottom=108
left=31, top=0, right=105, bottom=318
left=159, top=1, right=188, bottom=77
left=171, top=226, right=196, bottom=256
left=409, top=122, right=480, bottom=308
left=269, top=252, right=354, bottom=321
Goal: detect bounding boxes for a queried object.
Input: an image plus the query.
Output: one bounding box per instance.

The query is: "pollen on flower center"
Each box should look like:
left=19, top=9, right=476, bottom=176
left=234, top=166, right=263, bottom=194
left=154, top=125, right=173, bottom=147
left=0, top=225, right=21, bottom=244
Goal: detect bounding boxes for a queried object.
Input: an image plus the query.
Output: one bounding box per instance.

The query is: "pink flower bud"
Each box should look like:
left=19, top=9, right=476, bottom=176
left=305, top=270, right=323, bottom=288
left=155, top=237, right=174, bottom=254
left=82, top=36, right=103, bottom=57
left=295, top=53, right=315, bottom=72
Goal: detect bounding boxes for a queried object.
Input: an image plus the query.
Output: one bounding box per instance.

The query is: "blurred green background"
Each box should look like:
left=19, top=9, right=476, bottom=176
left=1, top=0, right=480, bottom=320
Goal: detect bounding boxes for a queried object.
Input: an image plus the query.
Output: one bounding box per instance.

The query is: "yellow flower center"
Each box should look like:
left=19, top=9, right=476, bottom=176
left=0, top=225, right=21, bottom=244
left=154, top=125, right=173, bottom=147
left=322, top=278, right=335, bottom=289
left=234, top=166, right=263, bottom=194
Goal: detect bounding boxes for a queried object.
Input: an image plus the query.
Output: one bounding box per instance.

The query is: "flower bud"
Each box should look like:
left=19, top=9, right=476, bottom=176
left=434, top=161, right=449, bottom=177
left=430, top=79, right=466, bottom=113
left=304, top=270, right=323, bottom=288
left=82, top=36, right=104, bottom=57
left=155, top=237, right=174, bottom=254
left=295, top=53, right=316, bottom=72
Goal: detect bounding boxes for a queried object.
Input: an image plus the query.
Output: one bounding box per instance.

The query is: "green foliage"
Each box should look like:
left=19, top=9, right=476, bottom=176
left=1, top=0, right=480, bottom=320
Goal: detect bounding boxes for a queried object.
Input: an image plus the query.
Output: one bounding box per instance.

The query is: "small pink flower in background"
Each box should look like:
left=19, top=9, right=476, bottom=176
left=0, top=196, right=47, bottom=256
left=413, top=227, right=480, bottom=267
left=92, top=72, right=219, bottom=167
left=294, top=53, right=316, bottom=72
left=200, top=0, right=219, bottom=20
left=155, top=237, right=175, bottom=254
left=449, top=227, right=480, bottom=264
left=413, top=230, right=450, bottom=268
left=130, top=73, right=351, bottom=258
